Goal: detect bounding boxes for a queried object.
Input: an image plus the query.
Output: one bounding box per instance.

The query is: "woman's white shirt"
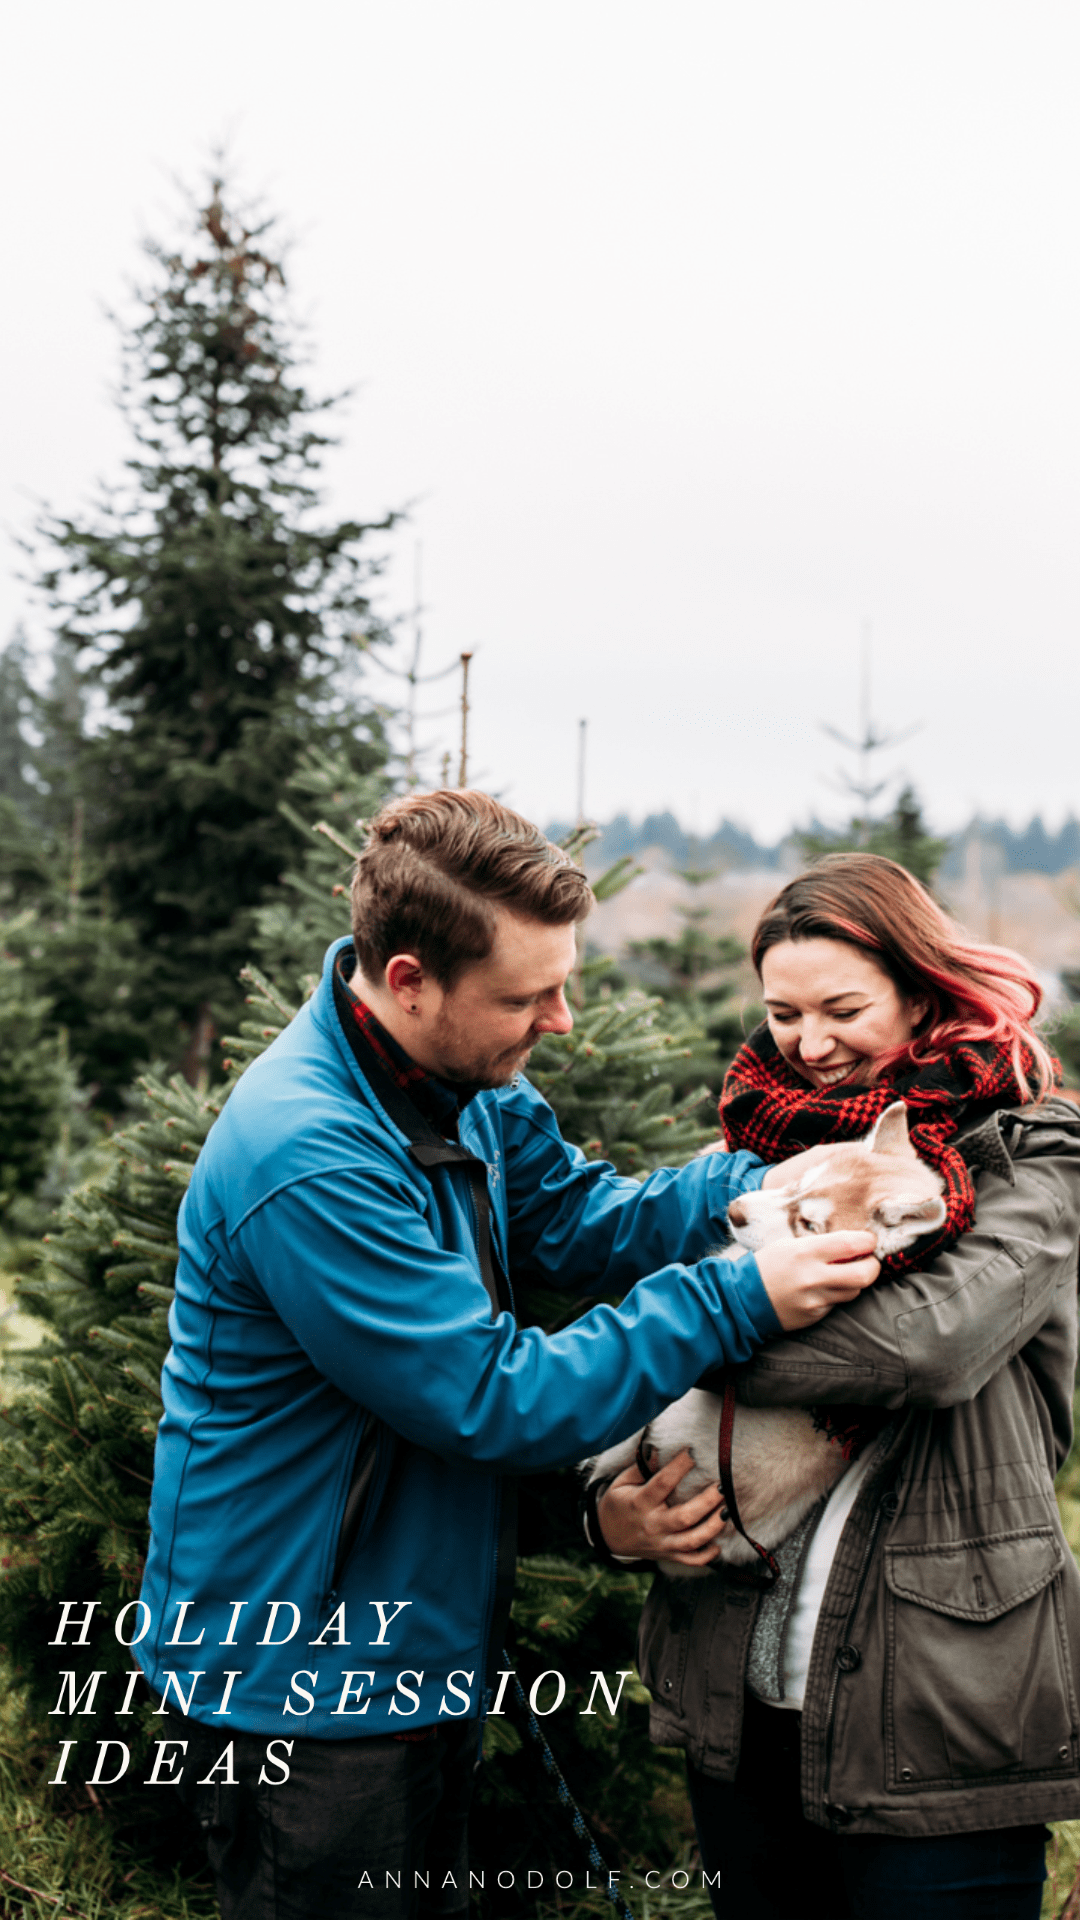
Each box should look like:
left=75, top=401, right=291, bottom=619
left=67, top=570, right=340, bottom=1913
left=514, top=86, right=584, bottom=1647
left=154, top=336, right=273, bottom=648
left=779, top=1444, right=880, bottom=1711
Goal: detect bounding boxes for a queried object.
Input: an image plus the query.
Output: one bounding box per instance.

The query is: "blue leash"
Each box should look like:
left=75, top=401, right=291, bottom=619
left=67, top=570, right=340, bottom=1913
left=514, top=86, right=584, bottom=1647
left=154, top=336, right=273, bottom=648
left=503, top=1655, right=637, bottom=1920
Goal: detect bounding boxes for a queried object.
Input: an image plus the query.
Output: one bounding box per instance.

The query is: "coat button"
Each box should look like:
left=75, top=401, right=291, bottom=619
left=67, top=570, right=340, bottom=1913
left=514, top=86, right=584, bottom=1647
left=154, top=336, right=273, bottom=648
left=900, top=1767, right=914, bottom=1782
left=835, top=1644, right=861, bottom=1673
left=826, top=1804, right=853, bottom=1827
left=880, top=1491, right=899, bottom=1516
left=663, top=1679, right=673, bottom=1692
left=1060, top=1745, right=1071, bottom=1760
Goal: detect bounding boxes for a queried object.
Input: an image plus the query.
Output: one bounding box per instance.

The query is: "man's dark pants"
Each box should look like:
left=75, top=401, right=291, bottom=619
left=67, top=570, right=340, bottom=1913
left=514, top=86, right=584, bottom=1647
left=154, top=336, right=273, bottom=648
left=177, top=1716, right=477, bottom=1919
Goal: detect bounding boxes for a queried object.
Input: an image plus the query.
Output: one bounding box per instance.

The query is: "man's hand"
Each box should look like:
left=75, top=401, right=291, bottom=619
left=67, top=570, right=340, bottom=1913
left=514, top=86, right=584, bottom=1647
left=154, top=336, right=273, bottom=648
left=760, top=1143, right=836, bottom=1190
left=756, top=1229, right=879, bottom=1329
left=597, top=1451, right=728, bottom=1568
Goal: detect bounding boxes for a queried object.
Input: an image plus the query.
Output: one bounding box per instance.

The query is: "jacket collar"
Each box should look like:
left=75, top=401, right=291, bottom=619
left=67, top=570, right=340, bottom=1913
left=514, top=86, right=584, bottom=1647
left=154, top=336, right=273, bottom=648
left=333, top=945, right=471, bottom=1140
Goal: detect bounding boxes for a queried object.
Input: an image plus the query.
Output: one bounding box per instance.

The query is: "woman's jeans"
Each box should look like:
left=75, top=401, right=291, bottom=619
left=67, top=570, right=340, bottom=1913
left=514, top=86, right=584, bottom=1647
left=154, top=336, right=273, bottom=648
left=687, top=1694, right=1047, bottom=1920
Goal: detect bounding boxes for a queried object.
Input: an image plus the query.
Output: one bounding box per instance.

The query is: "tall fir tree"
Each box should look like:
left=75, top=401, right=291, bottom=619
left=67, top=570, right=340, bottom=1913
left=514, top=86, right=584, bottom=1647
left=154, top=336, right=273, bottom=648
left=796, top=783, right=947, bottom=888
left=35, top=175, right=395, bottom=1075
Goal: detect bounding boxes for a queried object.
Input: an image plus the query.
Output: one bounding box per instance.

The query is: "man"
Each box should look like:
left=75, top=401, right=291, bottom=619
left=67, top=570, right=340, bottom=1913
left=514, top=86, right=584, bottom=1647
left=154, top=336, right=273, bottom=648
left=139, top=790, right=877, bottom=1918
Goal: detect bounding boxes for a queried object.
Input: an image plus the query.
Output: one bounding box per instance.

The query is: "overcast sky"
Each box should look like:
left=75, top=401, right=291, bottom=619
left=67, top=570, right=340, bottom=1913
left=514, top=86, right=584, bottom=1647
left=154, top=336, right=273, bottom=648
left=2, top=2, right=1078, bottom=841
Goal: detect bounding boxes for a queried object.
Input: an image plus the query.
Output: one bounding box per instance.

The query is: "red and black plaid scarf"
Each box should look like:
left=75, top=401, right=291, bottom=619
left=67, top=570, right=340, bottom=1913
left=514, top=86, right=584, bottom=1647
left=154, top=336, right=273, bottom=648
left=720, top=1025, right=1045, bottom=1276
left=720, top=1024, right=1051, bottom=1466
left=346, top=988, right=430, bottom=1098
left=335, top=955, right=467, bottom=1140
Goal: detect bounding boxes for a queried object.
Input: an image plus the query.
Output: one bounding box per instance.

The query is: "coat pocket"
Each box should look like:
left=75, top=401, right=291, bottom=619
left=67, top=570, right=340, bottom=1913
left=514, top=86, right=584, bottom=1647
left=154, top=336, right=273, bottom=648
left=328, top=1414, right=397, bottom=1594
left=637, top=1574, right=700, bottom=1718
left=883, top=1528, right=1078, bottom=1789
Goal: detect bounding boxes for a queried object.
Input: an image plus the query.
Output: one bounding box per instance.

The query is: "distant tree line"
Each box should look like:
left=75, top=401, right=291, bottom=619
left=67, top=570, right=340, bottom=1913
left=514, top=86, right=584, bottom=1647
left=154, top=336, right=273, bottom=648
left=548, top=806, right=1080, bottom=879
left=937, top=814, right=1080, bottom=878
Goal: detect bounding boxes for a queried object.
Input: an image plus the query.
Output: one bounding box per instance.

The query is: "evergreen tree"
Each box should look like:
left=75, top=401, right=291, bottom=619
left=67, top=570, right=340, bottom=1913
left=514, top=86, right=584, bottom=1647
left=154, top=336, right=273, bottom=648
left=249, top=744, right=391, bottom=998
left=0, top=630, right=58, bottom=911
left=625, top=866, right=752, bottom=1095
left=0, top=946, right=73, bottom=1222
left=30, top=636, right=92, bottom=846
left=627, top=869, right=744, bottom=1003
left=0, top=799, right=54, bottom=915
left=2, top=898, right=177, bottom=1113
left=34, top=174, right=394, bottom=1072
left=0, top=640, right=179, bottom=1109
left=0, top=626, right=40, bottom=810
left=796, top=783, right=947, bottom=888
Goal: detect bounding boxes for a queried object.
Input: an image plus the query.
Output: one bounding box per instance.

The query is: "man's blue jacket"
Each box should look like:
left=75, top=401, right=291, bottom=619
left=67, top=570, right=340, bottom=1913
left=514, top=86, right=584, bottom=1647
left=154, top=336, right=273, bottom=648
left=138, top=939, right=780, bottom=1736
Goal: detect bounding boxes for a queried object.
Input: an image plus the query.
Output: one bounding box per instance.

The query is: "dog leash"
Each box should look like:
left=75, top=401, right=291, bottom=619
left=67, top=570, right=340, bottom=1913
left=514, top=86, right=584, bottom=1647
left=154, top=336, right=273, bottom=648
left=634, top=1387, right=780, bottom=1585
left=717, top=1376, right=781, bottom=1585
left=503, top=1655, right=637, bottom=1920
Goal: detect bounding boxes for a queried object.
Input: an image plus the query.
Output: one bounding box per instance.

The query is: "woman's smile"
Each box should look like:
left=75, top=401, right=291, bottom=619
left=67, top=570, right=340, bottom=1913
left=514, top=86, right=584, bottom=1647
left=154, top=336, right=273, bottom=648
left=803, top=1058, right=859, bottom=1087
left=759, top=938, right=927, bottom=1088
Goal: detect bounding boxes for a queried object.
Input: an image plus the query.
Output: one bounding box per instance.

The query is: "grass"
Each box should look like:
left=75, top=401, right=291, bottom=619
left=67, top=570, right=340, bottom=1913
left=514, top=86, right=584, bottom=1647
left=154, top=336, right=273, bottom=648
left=0, top=1701, right=218, bottom=1920
left=534, top=1850, right=715, bottom=1920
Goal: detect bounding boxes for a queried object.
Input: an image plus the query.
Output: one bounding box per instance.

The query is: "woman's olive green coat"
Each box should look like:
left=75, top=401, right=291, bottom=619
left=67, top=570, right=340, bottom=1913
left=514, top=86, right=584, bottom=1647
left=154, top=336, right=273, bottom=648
left=638, top=1098, right=1080, bottom=1836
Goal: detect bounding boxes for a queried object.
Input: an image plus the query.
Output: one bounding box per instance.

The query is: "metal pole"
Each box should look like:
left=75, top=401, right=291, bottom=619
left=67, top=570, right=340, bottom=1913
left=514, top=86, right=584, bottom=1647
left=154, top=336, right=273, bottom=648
left=458, top=652, right=473, bottom=787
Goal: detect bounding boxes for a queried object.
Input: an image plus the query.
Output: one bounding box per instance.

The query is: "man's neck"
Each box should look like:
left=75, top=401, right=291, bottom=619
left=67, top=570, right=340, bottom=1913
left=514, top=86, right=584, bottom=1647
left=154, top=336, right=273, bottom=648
left=336, top=953, right=470, bottom=1137
left=351, top=979, right=434, bottom=1073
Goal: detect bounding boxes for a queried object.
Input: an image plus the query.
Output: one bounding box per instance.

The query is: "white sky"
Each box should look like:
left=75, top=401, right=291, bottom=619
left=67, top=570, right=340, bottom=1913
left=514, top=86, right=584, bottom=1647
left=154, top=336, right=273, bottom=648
left=2, top=2, right=1078, bottom=841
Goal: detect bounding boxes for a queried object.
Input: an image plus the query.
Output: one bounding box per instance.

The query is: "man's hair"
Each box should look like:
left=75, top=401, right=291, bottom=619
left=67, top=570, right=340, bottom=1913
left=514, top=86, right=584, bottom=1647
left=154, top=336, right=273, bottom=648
left=351, top=789, right=593, bottom=987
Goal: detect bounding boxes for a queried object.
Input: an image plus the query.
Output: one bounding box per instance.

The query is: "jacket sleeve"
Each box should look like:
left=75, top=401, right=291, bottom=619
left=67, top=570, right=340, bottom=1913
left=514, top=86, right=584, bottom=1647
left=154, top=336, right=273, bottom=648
left=735, top=1125, right=1080, bottom=1414
left=498, top=1081, right=767, bottom=1293
left=230, top=1160, right=781, bottom=1474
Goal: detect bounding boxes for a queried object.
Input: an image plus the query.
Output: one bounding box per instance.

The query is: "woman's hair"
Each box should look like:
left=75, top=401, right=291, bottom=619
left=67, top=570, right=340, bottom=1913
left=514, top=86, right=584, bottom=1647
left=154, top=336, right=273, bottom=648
left=351, top=789, right=593, bottom=987
left=751, top=852, right=1055, bottom=1100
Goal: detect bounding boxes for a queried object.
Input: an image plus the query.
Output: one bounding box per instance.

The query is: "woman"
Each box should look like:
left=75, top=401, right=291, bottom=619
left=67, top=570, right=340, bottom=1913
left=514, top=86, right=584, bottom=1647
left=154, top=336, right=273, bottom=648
left=595, top=853, right=1080, bottom=1920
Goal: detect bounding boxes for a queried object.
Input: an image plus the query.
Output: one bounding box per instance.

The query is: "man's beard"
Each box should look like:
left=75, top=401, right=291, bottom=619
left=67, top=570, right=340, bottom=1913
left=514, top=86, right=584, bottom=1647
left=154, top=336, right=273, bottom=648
left=429, top=1012, right=540, bottom=1090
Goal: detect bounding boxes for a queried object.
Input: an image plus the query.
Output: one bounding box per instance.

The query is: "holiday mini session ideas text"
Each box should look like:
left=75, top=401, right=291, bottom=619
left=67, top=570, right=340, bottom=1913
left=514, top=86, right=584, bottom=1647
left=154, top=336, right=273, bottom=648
left=45, top=1599, right=634, bottom=1786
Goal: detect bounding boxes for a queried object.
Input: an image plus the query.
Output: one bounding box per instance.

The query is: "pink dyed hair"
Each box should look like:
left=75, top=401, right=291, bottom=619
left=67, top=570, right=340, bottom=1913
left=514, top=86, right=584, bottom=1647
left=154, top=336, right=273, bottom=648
left=751, top=852, right=1056, bottom=1101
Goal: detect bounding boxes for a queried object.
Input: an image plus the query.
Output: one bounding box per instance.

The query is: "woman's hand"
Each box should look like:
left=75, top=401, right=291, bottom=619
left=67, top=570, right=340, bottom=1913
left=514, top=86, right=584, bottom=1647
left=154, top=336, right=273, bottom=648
left=596, top=1451, right=729, bottom=1568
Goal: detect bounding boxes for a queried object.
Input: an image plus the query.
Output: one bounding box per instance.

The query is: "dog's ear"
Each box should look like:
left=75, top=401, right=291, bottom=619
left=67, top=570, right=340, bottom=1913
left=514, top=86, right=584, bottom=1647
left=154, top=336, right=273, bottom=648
left=876, top=1193, right=947, bottom=1230
left=866, top=1101, right=916, bottom=1158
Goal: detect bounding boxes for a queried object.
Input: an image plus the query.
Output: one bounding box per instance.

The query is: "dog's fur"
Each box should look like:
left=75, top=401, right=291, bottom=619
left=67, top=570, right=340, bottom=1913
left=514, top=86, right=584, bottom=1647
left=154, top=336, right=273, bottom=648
left=581, top=1102, right=946, bottom=1576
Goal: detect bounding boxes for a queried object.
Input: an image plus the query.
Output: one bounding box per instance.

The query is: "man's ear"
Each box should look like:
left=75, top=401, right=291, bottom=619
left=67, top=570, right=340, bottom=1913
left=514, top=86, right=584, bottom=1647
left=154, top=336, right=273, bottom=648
left=384, top=954, right=427, bottom=1009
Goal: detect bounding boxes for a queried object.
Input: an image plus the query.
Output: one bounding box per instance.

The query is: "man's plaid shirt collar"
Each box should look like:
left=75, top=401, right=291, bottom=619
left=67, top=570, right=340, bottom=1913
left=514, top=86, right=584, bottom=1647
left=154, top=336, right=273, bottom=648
left=337, top=953, right=471, bottom=1140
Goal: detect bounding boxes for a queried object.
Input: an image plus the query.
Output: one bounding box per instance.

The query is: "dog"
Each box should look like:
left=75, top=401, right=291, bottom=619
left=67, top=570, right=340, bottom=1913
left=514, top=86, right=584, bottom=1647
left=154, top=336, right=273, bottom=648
left=581, top=1101, right=946, bottom=1577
